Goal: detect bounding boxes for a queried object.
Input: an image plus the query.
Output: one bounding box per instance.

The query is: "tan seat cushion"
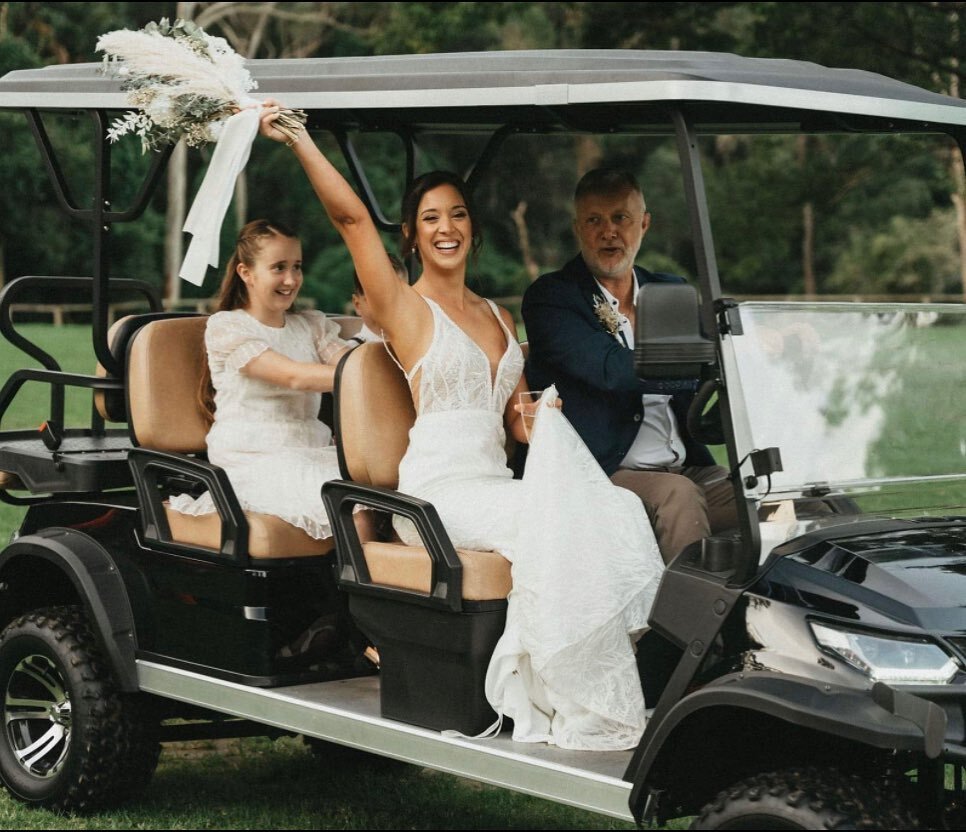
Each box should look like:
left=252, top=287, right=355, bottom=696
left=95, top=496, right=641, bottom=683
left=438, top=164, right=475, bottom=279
left=362, top=541, right=511, bottom=601
left=128, top=317, right=209, bottom=453
left=165, top=504, right=333, bottom=559
left=0, top=471, right=25, bottom=490
left=127, top=317, right=332, bottom=559
left=336, top=342, right=415, bottom=489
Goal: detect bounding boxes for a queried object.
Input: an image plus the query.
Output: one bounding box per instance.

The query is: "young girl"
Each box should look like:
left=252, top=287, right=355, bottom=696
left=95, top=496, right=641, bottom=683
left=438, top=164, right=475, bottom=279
left=169, top=219, right=351, bottom=540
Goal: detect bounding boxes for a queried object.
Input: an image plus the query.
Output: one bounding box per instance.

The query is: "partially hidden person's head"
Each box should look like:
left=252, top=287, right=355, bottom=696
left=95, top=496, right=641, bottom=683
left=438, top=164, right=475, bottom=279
left=400, top=171, right=482, bottom=277
left=573, top=167, right=651, bottom=284
left=216, top=219, right=302, bottom=318
left=352, top=253, right=407, bottom=332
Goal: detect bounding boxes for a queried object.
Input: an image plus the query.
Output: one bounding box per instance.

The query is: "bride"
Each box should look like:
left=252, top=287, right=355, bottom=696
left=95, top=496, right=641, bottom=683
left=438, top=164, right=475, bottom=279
left=260, top=105, right=664, bottom=750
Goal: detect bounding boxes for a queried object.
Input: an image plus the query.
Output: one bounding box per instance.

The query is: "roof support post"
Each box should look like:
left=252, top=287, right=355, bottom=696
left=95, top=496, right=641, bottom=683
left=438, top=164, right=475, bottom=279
left=333, top=129, right=411, bottom=233
left=89, top=110, right=120, bottom=378
left=671, top=109, right=760, bottom=584
left=465, top=124, right=519, bottom=194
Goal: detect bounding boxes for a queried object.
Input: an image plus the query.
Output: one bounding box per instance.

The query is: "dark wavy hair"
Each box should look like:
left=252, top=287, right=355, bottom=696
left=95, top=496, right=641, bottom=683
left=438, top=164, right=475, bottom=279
left=400, top=171, right=483, bottom=264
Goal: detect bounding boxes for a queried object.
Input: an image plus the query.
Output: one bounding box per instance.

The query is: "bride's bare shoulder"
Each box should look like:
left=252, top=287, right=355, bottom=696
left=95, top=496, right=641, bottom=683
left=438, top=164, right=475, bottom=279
left=490, top=301, right=519, bottom=340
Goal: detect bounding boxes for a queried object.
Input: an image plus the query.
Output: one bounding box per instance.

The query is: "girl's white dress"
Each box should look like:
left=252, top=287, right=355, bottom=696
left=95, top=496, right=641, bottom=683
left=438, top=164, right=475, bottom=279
left=394, top=297, right=664, bottom=750
left=169, top=309, right=347, bottom=540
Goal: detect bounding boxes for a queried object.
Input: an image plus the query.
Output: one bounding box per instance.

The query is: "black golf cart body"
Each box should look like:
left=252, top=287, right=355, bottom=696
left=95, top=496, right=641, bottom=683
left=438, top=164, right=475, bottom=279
left=0, top=50, right=965, bottom=826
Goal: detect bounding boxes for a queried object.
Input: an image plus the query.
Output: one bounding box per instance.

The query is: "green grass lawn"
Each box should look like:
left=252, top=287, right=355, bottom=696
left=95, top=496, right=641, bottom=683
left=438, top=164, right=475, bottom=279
left=0, top=324, right=101, bottom=539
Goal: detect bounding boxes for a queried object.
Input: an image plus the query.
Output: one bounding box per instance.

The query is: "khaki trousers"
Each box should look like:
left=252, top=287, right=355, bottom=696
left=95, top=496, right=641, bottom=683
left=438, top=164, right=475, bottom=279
left=610, top=465, right=737, bottom=564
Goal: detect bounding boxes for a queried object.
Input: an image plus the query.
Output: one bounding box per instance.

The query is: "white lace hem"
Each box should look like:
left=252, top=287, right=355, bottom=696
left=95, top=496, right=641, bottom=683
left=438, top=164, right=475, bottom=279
left=167, top=490, right=334, bottom=541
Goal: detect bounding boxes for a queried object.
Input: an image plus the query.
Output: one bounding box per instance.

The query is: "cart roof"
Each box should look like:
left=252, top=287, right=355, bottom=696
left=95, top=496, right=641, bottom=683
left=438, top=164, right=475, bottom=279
left=2, top=49, right=966, bottom=133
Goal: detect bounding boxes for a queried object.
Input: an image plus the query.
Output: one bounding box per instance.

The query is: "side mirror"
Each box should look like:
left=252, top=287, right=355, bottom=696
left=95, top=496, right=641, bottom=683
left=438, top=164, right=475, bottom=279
left=634, top=283, right=715, bottom=379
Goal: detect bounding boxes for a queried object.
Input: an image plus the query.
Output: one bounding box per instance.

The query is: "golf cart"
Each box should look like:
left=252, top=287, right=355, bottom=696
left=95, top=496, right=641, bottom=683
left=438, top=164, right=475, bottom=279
left=0, top=50, right=964, bottom=828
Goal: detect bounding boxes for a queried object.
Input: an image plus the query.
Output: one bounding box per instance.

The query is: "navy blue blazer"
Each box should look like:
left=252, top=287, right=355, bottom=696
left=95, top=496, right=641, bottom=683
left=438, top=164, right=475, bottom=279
left=522, top=254, right=715, bottom=476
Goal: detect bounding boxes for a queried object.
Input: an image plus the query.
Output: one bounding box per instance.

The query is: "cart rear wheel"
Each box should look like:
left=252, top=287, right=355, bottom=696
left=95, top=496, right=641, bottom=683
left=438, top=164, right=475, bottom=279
left=0, top=606, right=156, bottom=812
left=691, top=767, right=917, bottom=830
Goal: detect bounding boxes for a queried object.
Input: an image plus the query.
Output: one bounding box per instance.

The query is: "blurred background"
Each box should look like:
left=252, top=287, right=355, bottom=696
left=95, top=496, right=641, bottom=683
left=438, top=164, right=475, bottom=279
left=0, top=1, right=964, bottom=316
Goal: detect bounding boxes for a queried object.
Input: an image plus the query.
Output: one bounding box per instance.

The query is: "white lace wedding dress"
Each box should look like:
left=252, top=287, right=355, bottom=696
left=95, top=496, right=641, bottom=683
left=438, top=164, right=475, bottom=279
left=169, top=309, right=347, bottom=540
left=394, top=297, right=663, bottom=751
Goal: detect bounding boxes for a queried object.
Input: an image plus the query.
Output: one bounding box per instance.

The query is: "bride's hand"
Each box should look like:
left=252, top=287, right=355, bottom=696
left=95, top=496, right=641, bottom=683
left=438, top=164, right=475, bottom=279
left=513, top=397, right=563, bottom=416
left=257, top=99, right=288, bottom=143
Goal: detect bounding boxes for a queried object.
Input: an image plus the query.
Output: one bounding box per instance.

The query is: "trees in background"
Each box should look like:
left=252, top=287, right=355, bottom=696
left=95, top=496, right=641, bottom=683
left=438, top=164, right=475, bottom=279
left=0, top=1, right=964, bottom=306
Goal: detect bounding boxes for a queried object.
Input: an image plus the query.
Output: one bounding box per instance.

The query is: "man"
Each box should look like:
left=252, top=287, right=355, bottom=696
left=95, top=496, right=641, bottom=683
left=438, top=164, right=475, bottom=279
left=522, top=167, right=736, bottom=563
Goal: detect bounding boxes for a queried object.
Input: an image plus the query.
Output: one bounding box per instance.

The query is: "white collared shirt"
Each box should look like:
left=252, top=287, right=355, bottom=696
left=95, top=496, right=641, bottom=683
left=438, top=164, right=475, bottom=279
left=594, top=276, right=686, bottom=469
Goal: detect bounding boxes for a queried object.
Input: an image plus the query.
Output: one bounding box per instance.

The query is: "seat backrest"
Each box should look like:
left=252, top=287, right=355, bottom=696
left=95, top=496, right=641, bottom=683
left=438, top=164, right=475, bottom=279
left=95, top=312, right=206, bottom=423
left=94, top=316, right=134, bottom=422
left=334, top=341, right=414, bottom=488
left=126, top=316, right=209, bottom=453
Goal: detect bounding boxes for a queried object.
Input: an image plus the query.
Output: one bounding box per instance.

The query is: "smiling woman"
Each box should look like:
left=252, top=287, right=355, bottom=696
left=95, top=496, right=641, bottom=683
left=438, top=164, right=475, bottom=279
left=168, top=219, right=353, bottom=541
left=261, top=102, right=665, bottom=752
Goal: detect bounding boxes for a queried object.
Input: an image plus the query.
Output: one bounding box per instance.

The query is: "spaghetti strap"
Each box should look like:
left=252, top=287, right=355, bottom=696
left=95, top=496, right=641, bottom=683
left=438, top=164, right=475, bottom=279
left=485, top=298, right=513, bottom=343
left=382, top=339, right=409, bottom=378
left=397, top=296, right=441, bottom=386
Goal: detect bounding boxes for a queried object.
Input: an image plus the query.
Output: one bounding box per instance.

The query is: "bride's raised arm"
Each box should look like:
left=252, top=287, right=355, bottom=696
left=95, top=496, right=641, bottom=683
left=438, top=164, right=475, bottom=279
left=258, top=103, right=429, bottom=359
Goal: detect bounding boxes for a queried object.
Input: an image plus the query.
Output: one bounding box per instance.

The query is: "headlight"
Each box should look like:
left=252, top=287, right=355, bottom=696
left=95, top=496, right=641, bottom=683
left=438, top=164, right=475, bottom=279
left=809, top=621, right=959, bottom=685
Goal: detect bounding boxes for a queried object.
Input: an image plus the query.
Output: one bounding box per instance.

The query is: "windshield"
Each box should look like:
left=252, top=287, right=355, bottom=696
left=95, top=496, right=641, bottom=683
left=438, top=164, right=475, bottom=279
left=726, top=301, right=966, bottom=515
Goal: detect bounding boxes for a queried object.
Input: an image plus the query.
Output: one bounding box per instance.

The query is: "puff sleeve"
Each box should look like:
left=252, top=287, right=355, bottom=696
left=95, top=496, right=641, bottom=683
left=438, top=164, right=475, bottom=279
left=303, top=310, right=349, bottom=365
left=205, top=310, right=271, bottom=374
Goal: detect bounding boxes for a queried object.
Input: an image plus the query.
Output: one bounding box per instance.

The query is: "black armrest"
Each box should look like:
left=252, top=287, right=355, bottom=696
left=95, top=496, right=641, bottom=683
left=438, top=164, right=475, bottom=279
left=128, top=448, right=250, bottom=564
left=322, top=480, right=464, bottom=612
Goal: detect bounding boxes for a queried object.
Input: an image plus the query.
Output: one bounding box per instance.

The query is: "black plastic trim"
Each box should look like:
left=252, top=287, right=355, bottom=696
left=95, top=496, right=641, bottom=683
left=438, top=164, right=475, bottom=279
left=0, top=428, right=133, bottom=497
left=128, top=448, right=250, bottom=564
left=768, top=517, right=966, bottom=560
left=332, top=347, right=354, bottom=482
left=135, top=650, right=337, bottom=689
left=322, top=480, right=465, bottom=612
left=627, top=672, right=947, bottom=821
left=0, top=529, right=139, bottom=690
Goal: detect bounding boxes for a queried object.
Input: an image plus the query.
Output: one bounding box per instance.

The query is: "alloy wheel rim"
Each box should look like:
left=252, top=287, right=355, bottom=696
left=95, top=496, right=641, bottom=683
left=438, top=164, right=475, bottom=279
left=4, top=653, right=71, bottom=778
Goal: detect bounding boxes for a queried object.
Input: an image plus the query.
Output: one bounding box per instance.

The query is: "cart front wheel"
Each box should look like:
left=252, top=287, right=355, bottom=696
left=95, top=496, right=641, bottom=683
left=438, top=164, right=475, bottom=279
left=691, top=766, right=917, bottom=830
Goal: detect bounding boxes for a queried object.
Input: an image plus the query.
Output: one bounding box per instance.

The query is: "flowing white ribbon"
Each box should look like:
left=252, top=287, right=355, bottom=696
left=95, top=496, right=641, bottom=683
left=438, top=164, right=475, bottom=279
left=179, top=103, right=262, bottom=286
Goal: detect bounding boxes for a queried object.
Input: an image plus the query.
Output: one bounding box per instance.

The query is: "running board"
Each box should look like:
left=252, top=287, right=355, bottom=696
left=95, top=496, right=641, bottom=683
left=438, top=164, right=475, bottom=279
left=137, top=660, right=634, bottom=821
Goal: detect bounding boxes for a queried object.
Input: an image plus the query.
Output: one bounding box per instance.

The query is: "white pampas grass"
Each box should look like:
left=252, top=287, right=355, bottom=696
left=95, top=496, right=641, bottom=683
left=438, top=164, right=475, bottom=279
left=96, top=18, right=303, bottom=153
left=96, top=29, right=253, bottom=102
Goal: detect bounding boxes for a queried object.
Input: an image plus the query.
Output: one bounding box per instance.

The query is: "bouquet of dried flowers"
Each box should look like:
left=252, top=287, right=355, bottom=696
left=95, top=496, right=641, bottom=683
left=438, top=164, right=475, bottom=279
left=96, top=18, right=305, bottom=153
left=593, top=294, right=623, bottom=338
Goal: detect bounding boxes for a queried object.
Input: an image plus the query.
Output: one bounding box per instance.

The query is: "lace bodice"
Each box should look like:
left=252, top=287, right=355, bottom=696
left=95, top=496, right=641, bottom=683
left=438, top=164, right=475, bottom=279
left=405, top=298, right=524, bottom=416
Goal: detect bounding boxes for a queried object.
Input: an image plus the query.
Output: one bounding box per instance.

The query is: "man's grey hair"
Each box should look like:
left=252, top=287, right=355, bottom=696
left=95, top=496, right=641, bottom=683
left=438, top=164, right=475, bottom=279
left=574, top=167, right=645, bottom=205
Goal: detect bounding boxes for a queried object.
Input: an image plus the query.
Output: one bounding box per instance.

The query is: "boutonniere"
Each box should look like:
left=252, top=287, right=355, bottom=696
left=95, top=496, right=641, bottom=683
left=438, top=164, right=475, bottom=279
left=593, top=294, right=622, bottom=337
